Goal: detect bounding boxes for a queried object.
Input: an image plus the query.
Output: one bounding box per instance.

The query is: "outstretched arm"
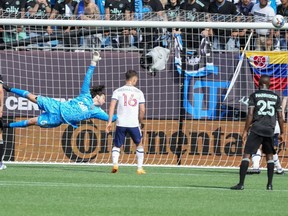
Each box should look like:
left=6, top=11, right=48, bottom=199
left=106, top=99, right=117, bottom=133
left=80, top=51, right=101, bottom=95
left=92, top=107, right=117, bottom=122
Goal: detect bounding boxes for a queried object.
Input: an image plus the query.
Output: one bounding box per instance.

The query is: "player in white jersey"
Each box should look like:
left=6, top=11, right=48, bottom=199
left=106, top=70, right=146, bottom=174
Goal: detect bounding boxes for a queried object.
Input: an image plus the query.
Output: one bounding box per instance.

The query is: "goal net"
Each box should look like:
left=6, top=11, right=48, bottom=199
left=0, top=11, right=288, bottom=168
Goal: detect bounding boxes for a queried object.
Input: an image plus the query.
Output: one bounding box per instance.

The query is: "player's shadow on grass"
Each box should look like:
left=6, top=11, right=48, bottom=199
left=187, top=185, right=231, bottom=190
left=55, top=167, right=107, bottom=173
left=202, top=170, right=238, bottom=175
left=12, top=165, right=107, bottom=173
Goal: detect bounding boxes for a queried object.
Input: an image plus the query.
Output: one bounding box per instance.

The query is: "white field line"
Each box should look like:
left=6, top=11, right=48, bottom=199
left=0, top=180, right=288, bottom=192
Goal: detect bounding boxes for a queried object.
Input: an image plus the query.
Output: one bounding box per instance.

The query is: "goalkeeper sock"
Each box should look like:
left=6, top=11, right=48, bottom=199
left=11, top=88, right=30, bottom=98
left=136, top=146, right=144, bottom=169
left=0, top=140, right=3, bottom=162
left=112, top=147, right=120, bottom=166
left=9, top=120, right=29, bottom=128
left=273, top=154, right=282, bottom=171
left=239, top=158, right=249, bottom=185
left=267, top=160, right=274, bottom=186
left=252, top=149, right=261, bottom=170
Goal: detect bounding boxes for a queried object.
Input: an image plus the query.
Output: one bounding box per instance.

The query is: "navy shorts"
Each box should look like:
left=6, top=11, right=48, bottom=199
left=244, top=131, right=275, bottom=155
left=274, top=134, right=279, bottom=147
left=113, top=126, right=142, bottom=148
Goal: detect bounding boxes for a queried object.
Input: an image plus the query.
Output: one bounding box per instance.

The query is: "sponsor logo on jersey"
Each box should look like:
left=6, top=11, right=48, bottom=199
left=40, top=120, right=48, bottom=126
left=78, top=102, right=88, bottom=112
left=5, top=6, right=20, bottom=13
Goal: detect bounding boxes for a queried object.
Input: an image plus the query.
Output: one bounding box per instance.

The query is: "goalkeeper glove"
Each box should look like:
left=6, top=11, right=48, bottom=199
left=91, top=51, right=101, bottom=66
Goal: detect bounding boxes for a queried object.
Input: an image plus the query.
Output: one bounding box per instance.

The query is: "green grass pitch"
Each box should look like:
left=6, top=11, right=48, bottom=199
left=0, top=164, right=287, bottom=216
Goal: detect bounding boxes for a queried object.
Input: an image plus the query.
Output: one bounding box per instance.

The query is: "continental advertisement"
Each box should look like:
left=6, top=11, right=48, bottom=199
left=10, top=118, right=288, bottom=167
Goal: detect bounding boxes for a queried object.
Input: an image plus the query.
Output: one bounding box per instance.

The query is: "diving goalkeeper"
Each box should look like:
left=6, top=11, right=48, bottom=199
left=1, top=51, right=117, bottom=129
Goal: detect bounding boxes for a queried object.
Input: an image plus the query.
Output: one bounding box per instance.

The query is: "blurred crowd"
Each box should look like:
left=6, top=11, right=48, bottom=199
left=0, top=0, right=287, bottom=51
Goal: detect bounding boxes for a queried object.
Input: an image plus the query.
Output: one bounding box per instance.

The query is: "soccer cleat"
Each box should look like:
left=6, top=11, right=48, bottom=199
left=1, top=122, right=9, bottom=129
left=111, top=165, right=118, bottom=173
left=275, top=170, right=285, bottom=175
left=246, top=169, right=261, bottom=175
left=2, top=83, right=11, bottom=92
left=137, top=168, right=146, bottom=175
left=230, top=184, right=244, bottom=190
left=0, top=163, right=7, bottom=170
left=266, top=184, right=273, bottom=190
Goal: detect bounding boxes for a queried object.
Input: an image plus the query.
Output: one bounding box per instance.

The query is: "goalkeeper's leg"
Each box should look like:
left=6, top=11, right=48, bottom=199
left=3, top=117, right=38, bottom=128
left=2, top=83, right=38, bottom=103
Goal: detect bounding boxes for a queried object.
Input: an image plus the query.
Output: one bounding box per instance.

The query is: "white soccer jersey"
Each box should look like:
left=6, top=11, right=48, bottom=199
left=112, top=85, right=145, bottom=127
left=251, top=3, right=275, bottom=36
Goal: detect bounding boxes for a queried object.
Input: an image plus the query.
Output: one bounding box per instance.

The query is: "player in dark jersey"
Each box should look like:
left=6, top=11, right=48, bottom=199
left=105, top=0, right=131, bottom=20
left=164, top=0, right=181, bottom=22
left=105, top=0, right=131, bottom=48
left=231, top=75, right=284, bottom=190
left=180, top=0, right=208, bottom=50
left=0, top=75, right=6, bottom=170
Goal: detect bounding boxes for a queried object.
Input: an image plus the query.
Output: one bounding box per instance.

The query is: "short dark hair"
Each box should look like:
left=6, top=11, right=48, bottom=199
left=125, top=70, right=138, bottom=81
left=259, top=75, right=270, bottom=88
left=90, top=85, right=105, bottom=98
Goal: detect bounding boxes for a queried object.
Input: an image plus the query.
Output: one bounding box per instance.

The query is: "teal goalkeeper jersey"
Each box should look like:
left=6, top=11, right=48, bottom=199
left=59, top=65, right=116, bottom=128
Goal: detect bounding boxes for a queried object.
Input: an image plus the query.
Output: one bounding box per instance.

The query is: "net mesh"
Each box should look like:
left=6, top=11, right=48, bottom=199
left=0, top=11, right=288, bottom=168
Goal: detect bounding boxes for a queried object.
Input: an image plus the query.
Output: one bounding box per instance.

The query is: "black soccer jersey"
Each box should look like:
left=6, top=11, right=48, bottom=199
left=0, top=0, right=26, bottom=16
left=105, top=0, right=131, bottom=20
left=53, top=0, right=78, bottom=16
left=277, top=4, right=288, bottom=17
left=165, top=2, right=181, bottom=21
left=26, top=0, right=51, bottom=18
left=248, top=89, right=282, bottom=137
left=208, top=1, right=238, bottom=22
left=180, top=0, right=208, bottom=21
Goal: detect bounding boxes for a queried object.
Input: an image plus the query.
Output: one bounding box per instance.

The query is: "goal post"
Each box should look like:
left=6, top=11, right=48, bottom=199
left=0, top=14, right=288, bottom=168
